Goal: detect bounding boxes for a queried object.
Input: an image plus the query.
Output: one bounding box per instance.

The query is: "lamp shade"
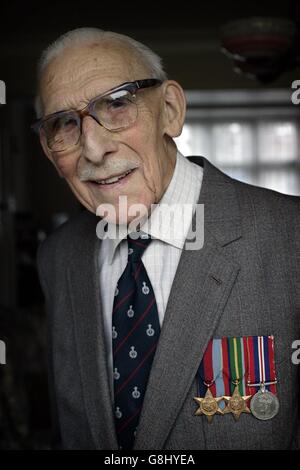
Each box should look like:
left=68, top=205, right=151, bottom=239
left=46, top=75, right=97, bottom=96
left=221, top=17, right=296, bottom=61
left=220, top=17, right=297, bottom=81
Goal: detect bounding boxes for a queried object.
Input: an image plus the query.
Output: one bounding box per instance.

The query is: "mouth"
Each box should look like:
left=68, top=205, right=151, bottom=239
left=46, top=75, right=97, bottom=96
left=87, top=168, right=137, bottom=189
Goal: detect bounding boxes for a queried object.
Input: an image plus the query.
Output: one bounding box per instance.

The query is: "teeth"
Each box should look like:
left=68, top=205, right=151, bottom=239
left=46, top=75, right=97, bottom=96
left=101, top=175, right=122, bottom=184
left=97, top=169, right=133, bottom=185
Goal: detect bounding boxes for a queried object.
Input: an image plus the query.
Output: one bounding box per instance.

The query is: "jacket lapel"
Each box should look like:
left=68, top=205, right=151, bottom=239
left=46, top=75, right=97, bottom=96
left=67, top=214, right=118, bottom=450
left=134, top=157, right=242, bottom=449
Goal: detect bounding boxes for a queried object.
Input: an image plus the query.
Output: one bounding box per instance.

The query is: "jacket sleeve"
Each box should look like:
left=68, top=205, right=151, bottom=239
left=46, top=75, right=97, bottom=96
left=36, top=240, right=62, bottom=450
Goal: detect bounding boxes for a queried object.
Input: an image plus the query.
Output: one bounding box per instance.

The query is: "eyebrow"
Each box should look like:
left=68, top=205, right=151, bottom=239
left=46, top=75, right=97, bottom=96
left=48, top=90, right=103, bottom=116
left=45, top=97, right=91, bottom=118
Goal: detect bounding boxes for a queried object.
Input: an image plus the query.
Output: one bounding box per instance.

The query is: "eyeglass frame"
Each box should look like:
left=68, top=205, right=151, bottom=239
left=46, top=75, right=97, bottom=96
left=31, top=78, right=163, bottom=150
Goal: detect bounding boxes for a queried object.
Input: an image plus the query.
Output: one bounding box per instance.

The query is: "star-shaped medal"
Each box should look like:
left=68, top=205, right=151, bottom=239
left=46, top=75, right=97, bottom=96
left=223, top=385, right=251, bottom=421
left=193, top=388, right=224, bottom=423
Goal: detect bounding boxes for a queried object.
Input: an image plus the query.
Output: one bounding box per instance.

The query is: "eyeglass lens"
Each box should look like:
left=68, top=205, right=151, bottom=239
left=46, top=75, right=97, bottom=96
left=44, top=88, right=137, bottom=151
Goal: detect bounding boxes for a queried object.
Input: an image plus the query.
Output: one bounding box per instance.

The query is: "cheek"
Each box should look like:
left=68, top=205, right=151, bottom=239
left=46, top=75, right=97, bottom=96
left=133, top=134, right=162, bottom=180
left=52, top=153, right=77, bottom=178
left=140, top=149, right=162, bottom=186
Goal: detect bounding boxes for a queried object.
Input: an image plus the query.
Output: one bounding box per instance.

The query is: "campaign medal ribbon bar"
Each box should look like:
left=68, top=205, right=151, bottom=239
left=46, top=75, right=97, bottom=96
left=194, top=335, right=279, bottom=423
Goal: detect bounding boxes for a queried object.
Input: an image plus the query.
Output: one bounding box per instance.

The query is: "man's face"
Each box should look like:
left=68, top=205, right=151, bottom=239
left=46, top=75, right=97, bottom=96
left=39, top=42, right=180, bottom=225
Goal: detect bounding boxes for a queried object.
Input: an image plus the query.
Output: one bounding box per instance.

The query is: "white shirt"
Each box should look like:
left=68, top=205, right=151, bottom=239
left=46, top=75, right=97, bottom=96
left=99, top=151, right=203, bottom=384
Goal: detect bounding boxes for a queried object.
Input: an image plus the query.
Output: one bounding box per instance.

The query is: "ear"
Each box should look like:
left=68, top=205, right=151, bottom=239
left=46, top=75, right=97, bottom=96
left=161, top=80, right=186, bottom=138
left=39, top=131, right=64, bottom=177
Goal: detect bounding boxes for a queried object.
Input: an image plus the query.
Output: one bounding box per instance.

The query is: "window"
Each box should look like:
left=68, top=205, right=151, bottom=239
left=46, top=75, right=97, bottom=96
left=175, top=90, right=300, bottom=196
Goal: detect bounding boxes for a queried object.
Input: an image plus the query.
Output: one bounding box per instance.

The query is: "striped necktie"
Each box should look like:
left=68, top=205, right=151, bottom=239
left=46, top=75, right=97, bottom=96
left=112, top=231, right=160, bottom=449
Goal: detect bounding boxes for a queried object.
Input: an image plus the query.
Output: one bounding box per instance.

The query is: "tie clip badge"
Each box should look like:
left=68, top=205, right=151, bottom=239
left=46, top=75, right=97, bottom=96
left=194, top=335, right=279, bottom=422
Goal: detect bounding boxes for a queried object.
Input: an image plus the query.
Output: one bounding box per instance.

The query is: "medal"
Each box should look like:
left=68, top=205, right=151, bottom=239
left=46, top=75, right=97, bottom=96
left=223, top=381, right=251, bottom=421
left=250, top=384, right=279, bottom=420
left=194, top=387, right=223, bottom=423
left=246, top=336, right=279, bottom=421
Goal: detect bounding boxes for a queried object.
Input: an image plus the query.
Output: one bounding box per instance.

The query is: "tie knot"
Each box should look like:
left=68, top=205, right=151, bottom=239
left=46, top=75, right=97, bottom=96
left=127, top=232, right=152, bottom=261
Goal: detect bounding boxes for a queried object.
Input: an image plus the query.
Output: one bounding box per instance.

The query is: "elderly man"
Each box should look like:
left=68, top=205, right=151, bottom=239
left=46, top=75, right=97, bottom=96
left=34, top=27, right=300, bottom=450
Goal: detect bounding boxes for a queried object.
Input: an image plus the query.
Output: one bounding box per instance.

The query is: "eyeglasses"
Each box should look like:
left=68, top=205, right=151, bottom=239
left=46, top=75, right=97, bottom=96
left=32, top=78, right=162, bottom=152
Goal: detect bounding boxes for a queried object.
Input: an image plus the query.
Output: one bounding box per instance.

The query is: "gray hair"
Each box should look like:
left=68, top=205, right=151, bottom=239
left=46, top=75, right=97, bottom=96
left=35, top=27, right=168, bottom=117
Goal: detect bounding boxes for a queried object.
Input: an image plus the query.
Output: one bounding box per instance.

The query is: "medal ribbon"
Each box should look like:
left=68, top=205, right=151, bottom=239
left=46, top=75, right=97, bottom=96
left=198, top=339, right=217, bottom=396
left=198, top=339, right=224, bottom=397
left=197, top=335, right=277, bottom=398
left=246, top=335, right=277, bottom=394
left=213, top=338, right=226, bottom=409
left=227, top=337, right=246, bottom=395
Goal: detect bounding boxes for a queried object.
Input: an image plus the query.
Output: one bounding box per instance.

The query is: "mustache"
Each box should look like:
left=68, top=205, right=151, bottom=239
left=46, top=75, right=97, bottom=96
left=78, top=160, right=139, bottom=181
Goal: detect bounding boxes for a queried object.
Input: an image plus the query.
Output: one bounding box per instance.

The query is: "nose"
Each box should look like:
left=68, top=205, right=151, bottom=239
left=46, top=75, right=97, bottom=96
left=81, top=115, right=119, bottom=164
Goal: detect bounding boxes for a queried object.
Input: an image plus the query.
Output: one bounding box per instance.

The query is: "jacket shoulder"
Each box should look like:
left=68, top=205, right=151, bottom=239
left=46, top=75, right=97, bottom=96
left=232, top=177, right=300, bottom=218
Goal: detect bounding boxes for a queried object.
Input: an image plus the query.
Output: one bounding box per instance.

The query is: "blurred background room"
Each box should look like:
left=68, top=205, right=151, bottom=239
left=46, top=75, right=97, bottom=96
left=0, top=0, right=299, bottom=449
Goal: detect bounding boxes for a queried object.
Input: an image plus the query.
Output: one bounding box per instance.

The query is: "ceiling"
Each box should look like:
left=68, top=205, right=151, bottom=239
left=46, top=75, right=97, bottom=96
left=1, top=0, right=299, bottom=99
left=1, top=0, right=295, bottom=35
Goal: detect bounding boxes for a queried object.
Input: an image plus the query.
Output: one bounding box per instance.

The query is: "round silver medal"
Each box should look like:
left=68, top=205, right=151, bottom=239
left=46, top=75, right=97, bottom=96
left=250, top=389, right=279, bottom=420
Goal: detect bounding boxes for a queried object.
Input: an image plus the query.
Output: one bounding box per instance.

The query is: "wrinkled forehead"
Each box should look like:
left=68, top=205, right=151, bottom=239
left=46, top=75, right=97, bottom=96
left=39, top=41, right=148, bottom=114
